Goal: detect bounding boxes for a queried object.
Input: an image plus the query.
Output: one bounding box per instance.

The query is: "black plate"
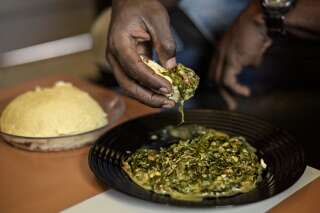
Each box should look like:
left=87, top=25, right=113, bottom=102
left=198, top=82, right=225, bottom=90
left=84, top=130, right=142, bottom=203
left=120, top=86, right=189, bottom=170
left=89, top=109, right=306, bottom=206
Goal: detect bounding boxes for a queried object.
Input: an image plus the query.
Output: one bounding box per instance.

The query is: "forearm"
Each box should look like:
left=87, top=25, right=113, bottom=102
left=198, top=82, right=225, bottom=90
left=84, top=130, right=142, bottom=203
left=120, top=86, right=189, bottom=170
left=285, top=0, right=320, bottom=39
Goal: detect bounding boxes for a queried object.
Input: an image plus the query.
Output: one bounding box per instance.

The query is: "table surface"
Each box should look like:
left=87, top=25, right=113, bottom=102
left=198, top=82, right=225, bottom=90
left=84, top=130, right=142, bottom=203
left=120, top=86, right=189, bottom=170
left=0, top=75, right=157, bottom=213
left=63, top=167, right=320, bottom=213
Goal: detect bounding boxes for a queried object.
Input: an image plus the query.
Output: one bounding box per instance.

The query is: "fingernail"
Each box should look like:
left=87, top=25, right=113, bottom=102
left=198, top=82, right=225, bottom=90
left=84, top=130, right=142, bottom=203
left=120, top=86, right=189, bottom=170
left=159, top=87, right=170, bottom=94
left=165, top=57, right=177, bottom=69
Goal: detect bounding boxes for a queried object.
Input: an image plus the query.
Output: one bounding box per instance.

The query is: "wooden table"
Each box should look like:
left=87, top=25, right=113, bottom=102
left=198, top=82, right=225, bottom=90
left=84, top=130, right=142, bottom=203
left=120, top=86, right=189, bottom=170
left=0, top=75, right=157, bottom=213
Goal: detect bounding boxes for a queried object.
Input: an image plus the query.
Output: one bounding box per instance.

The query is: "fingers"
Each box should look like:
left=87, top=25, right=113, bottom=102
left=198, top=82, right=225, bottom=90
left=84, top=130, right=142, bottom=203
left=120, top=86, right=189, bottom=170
left=253, top=37, right=272, bottom=66
left=146, top=11, right=177, bottom=69
left=107, top=53, right=175, bottom=108
left=112, top=33, right=172, bottom=94
left=210, top=54, right=245, bottom=111
left=211, top=49, right=251, bottom=97
left=209, top=34, right=229, bottom=82
left=220, top=89, right=238, bottom=111
left=222, top=62, right=251, bottom=97
left=213, top=49, right=241, bottom=110
left=209, top=50, right=224, bottom=82
left=263, top=36, right=273, bottom=51
left=213, top=55, right=246, bottom=110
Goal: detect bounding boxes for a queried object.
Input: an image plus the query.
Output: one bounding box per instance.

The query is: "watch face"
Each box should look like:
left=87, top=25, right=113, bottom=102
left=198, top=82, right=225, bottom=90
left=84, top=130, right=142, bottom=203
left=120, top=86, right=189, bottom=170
left=264, top=0, right=292, bottom=8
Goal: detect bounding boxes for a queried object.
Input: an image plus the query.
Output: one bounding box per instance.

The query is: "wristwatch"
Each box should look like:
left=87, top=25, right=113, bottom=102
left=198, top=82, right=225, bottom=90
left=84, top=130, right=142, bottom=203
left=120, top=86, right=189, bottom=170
left=261, top=0, right=296, bottom=35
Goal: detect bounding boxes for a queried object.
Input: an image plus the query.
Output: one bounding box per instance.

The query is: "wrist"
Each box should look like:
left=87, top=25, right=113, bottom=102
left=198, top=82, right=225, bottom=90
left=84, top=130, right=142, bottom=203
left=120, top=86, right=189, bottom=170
left=260, top=0, right=297, bottom=36
left=246, top=1, right=268, bottom=33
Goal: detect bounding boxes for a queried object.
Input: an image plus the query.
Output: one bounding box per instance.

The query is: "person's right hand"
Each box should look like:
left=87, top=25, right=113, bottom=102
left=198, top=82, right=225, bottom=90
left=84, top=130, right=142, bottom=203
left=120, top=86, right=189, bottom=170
left=107, top=0, right=177, bottom=108
left=209, top=1, right=272, bottom=110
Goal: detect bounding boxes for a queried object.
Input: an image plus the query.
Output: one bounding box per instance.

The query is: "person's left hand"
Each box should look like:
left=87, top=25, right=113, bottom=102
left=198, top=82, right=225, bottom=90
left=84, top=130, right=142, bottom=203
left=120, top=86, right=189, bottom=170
left=209, top=1, right=272, bottom=110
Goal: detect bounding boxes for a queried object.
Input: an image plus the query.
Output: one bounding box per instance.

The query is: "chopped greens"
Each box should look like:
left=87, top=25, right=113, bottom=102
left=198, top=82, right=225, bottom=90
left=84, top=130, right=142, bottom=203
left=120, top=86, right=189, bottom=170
left=122, top=125, right=266, bottom=201
left=141, top=57, right=199, bottom=123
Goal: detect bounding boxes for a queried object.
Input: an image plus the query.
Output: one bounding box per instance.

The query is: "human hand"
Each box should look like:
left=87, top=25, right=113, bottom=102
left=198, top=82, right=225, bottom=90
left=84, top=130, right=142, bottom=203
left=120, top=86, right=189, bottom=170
left=209, top=1, right=272, bottom=110
left=107, top=0, right=177, bottom=108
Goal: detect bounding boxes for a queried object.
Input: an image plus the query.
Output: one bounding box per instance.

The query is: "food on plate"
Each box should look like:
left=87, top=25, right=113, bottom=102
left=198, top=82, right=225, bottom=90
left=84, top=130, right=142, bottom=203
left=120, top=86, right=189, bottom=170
left=0, top=81, right=108, bottom=151
left=141, top=56, right=199, bottom=123
left=122, top=125, right=266, bottom=201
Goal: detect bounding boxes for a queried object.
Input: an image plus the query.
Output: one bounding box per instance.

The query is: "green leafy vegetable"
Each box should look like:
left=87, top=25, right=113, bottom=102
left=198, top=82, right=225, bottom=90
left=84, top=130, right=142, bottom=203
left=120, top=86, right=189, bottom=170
left=141, top=57, right=199, bottom=124
left=122, top=125, right=266, bottom=201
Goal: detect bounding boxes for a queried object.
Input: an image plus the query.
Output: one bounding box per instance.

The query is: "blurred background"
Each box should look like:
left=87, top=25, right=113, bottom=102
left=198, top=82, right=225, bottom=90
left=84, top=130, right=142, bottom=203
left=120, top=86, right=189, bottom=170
left=0, top=0, right=112, bottom=52
left=2, top=0, right=90, bottom=52
left=0, top=0, right=111, bottom=87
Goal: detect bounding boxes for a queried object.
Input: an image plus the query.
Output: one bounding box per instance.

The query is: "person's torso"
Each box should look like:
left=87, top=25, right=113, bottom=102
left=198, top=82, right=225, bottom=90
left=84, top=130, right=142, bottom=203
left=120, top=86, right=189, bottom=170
left=179, top=0, right=251, bottom=42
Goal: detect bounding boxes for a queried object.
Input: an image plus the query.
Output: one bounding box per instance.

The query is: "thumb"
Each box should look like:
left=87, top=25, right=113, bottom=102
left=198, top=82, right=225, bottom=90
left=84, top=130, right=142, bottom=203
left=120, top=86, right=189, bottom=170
left=147, top=12, right=176, bottom=69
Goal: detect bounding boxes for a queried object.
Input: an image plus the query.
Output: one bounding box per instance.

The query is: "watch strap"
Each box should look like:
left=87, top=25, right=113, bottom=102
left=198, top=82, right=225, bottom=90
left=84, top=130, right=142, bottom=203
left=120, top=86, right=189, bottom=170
left=261, top=0, right=296, bottom=36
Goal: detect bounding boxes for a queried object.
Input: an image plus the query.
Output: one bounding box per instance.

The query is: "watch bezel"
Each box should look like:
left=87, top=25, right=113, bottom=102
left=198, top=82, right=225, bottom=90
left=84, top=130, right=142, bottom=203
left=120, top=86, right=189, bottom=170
left=262, top=0, right=294, bottom=9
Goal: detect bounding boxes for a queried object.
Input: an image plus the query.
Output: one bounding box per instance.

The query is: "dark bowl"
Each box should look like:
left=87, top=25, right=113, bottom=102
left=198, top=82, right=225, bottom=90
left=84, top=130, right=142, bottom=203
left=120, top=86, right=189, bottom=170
left=89, top=109, right=306, bottom=207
